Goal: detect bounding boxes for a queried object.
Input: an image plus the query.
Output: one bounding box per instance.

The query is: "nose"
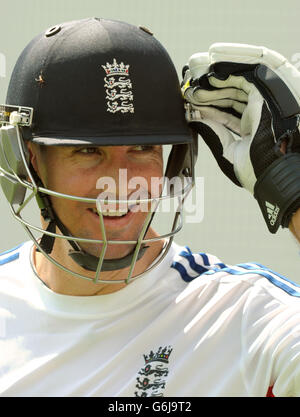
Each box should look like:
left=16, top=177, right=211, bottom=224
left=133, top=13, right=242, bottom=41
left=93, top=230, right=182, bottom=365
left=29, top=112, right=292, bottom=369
left=95, top=147, right=145, bottom=213
left=95, top=147, right=137, bottom=197
left=102, top=146, right=132, bottom=173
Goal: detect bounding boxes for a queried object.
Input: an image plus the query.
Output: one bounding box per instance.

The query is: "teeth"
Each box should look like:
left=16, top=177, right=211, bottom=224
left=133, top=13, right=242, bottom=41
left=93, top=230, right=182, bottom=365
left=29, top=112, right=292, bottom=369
left=90, top=208, right=128, bottom=217
left=103, top=211, right=127, bottom=217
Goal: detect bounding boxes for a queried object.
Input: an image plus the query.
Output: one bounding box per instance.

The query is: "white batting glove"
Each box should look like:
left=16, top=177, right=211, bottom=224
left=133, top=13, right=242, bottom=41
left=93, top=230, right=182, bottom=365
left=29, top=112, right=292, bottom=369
left=182, top=43, right=300, bottom=233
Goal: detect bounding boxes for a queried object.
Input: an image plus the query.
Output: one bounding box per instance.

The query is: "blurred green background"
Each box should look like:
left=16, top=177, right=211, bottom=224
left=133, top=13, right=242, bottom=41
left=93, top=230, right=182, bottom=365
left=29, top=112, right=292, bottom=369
left=0, top=0, right=299, bottom=281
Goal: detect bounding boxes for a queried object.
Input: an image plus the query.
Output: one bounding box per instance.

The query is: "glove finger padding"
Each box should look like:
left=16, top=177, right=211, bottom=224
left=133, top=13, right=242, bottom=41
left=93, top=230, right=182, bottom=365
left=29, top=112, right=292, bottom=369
left=209, top=62, right=300, bottom=138
left=191, top=85, right=248, bottom=105
left=190, top=105, right=242, bottom=135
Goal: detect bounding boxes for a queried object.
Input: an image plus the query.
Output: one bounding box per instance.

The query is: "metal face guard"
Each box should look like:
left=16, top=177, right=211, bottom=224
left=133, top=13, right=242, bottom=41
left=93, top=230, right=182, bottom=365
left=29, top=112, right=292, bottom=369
left=0, top=120, right=194, bottom=284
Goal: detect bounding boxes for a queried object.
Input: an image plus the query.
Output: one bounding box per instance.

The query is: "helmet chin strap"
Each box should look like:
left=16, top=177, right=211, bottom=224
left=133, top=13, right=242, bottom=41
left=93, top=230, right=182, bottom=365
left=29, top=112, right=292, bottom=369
left=68, top=245, right=148, bottom=272
left=36, top=190, right=148, bottom=272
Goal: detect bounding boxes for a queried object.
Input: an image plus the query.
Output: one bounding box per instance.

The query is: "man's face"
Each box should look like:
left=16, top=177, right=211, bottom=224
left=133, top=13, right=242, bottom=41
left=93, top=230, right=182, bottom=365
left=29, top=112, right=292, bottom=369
left=30, top=144, right=164, bottom=260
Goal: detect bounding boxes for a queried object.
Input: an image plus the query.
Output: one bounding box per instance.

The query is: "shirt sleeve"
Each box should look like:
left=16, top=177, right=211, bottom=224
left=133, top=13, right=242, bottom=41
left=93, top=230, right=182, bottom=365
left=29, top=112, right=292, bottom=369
left=240, top=275, right=300, bottom=397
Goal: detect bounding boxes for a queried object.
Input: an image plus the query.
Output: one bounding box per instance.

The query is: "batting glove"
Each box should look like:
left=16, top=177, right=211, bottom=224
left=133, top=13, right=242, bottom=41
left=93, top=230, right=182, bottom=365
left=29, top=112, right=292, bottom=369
left=182, top=43, right=300, bottom=233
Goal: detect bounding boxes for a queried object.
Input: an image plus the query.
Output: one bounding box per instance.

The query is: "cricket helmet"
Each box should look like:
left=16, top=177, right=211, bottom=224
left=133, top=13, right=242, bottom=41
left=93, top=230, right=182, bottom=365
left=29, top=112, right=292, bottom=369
left=0, top=17, right=197, bottom=283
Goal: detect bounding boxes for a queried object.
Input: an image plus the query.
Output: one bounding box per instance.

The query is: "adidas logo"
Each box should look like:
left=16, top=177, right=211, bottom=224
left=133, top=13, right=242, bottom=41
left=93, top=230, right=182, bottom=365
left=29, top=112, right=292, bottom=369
left=265, top=201, right=280, bottom=226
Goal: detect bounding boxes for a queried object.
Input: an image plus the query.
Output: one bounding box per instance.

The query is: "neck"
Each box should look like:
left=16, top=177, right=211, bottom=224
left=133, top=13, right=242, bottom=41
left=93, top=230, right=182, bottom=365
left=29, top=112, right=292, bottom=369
left=33, top=229, right=164, bottom=296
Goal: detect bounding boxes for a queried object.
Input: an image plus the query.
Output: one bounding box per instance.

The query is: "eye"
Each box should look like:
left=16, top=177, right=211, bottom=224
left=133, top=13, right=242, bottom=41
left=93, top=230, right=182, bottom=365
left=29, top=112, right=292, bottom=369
left=132, top=145, right=156, bottom=152
left=77, top=147, right=99, bottom=154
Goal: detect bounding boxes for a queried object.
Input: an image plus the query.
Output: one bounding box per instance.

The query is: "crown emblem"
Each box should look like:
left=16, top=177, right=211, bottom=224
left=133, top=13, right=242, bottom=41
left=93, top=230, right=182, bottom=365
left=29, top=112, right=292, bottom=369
left=101, top=59, right=130, bottom=76
left=143, top=346, right=173, bottom=364
left=102, top=58, right=134, bottom=114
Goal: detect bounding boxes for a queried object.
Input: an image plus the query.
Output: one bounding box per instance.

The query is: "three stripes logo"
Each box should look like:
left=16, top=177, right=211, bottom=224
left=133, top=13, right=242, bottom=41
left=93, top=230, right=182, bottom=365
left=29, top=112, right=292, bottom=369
left=265, top=201, right=280, bottom=226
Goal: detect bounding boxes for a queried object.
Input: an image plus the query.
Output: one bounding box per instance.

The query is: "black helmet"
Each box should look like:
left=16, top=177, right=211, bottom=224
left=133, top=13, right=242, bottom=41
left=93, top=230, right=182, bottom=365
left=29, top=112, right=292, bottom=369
left=7, top=17, right=192, bottom=148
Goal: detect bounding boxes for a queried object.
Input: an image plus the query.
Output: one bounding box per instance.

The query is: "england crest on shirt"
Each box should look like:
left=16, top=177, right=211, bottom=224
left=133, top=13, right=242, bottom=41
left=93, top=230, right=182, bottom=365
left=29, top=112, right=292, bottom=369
left=135, top=345, right=173, bottom=397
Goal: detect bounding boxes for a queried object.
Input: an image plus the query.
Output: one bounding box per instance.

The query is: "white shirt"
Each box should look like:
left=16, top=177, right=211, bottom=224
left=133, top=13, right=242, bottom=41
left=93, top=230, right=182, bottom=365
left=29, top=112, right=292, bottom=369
left=1, top=241, right=300, bottom=397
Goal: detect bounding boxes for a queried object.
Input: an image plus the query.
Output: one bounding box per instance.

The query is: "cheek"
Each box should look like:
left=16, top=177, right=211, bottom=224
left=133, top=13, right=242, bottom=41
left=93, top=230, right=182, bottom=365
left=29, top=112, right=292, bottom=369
left=46, top=165, right=96, bottom=197
left=135, top=157, right=164, bottom=180
left=147, top=161, right=164, bottom=192
left=45, top=168, right=96, bottom=220
left=128, top=166, right=164, bottom=203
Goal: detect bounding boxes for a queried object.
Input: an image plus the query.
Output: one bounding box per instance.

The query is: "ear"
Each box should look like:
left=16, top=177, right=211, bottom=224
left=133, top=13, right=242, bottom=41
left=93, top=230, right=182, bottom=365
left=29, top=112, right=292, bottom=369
left=26, top=141, right=40, bottom=175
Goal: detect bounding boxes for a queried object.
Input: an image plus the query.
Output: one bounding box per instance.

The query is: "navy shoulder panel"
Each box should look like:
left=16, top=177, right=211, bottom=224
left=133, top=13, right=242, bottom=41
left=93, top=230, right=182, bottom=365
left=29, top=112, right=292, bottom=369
left=171, top=248, right=300, bottom=297
left=171, top=246, right=226, bottom=282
